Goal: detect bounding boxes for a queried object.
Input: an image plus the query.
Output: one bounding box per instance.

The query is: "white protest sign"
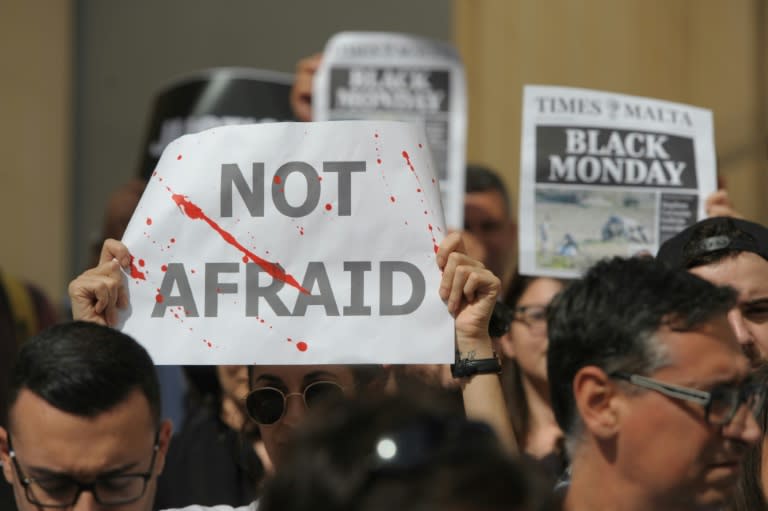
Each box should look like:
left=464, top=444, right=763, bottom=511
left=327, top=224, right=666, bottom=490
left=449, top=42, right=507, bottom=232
left=519, top=85, right=717, bottom=278
left=313, top=31, right=467, bottom=230
left=118, top=121, right=454, bottom=365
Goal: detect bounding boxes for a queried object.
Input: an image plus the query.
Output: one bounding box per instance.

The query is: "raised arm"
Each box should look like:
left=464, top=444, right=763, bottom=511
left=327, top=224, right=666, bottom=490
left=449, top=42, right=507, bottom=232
left=436, top=232, right=518, bottom=454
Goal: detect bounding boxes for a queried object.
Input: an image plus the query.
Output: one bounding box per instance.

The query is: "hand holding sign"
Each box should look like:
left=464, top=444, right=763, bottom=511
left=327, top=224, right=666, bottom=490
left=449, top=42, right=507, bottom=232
left=69, top=239, right=131, bottom=327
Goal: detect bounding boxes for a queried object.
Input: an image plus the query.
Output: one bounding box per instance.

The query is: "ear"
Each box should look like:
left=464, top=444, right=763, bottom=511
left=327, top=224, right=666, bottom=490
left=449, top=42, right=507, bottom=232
left=0, top=427, right=13, bottom=484
left=498, top=331, right=516, bottom=359
left=572, top=366, right=620, bottom=439
left=154, top=419, right=174, bottom=476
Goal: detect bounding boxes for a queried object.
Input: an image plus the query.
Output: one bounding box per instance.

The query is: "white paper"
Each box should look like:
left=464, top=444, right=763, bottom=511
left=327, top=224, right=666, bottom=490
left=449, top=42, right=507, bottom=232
left=519, top=85, right=717, bottom=278
left=313, top=31, right=467, bottom=229
left=118, top=121, right=454, bottom=365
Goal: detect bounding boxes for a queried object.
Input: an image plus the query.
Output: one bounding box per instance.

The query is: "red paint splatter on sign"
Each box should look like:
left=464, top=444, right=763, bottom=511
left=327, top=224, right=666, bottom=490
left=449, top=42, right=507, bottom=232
left=377, top=158, right=382, bottom=165
left=129, top=256, right=146, bottom=280
left=177, top=154, right=183, bottom=160
left=138, top=259, right=145, bottom=267
left=146, top=217, right=153, bottom=225
left=170, top=192, right=309, bottom=294
left=170, top=238, right=176, bottom=243
left=402, top=151, right=415, bottom=172
left=325, top=203, right=333, bottom=211
left=296, top=341, right=308, bottom=352
left=418, top=143, right=423, bottom=148
left=155, top=293, right=164, bottom=303
left=273, top=175, right=282, bottom=185
left=161, top=264, right=167, bottom=272
left=390, top=196, right=396, bottom=203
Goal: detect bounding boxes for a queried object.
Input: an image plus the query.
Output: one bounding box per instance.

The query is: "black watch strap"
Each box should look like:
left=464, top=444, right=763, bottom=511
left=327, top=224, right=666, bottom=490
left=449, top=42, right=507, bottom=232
left=450, top=351, right=502, bottom=378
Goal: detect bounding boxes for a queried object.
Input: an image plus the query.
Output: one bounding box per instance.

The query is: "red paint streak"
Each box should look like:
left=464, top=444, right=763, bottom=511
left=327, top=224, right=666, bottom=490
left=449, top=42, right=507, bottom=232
left=273, top=175, right=282, bottom=185
left=138, top=259, right=145, bottom=267
left=401, top=151, right=415, bottom=172
left=155, top=293, right=164, bottom=303
left=390, top=196, right=396, bottom=203
left=296, top=341, right=308, bottom=352
left=146, top=217, right=153, bottom=225
left=161, top=264, right=168, bottom=272
left=171, top=193, right=309, bottom=294
left=177, top=154, right=182, bottom=160
left=129, top=256, right=146, bottom=280
left=324, top=203, right=333, bottom=211
left=428, top=225, right=439, bottom=254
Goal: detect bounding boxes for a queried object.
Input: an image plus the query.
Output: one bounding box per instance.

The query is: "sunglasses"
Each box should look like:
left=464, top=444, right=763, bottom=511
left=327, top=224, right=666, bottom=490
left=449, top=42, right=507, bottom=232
left=245, top=381, right=346, bottom=425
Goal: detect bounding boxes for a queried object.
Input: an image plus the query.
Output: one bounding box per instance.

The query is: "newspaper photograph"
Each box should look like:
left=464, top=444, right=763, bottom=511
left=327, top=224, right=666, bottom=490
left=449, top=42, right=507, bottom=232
left=313, top=31, right=467, bottom=228
left=519, top=85, right=716, bottom=278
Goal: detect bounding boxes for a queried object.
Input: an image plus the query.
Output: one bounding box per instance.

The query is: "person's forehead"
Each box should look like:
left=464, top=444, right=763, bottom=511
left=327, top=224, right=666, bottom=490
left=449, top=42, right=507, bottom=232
left=652, top=317, right=749, bottom=384
left=8, top=389, right=156, bottom=474
left=464, top=190, right=508, bottom=218
left=690, top=252, right=768, bottom=300
left=517, top=277, right=563, bottom=305
left=252, top=364, right=355, bottom=386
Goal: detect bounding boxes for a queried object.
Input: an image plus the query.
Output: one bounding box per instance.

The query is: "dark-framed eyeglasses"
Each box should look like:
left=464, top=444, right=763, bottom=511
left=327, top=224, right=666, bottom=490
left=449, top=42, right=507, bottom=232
left=245, top=380, right=346, bottom=425
left=7, top=431, right=159, bottom=508
left=512, top=304, right=548, bottom=333
left=611, top=371, right=766, bottom=426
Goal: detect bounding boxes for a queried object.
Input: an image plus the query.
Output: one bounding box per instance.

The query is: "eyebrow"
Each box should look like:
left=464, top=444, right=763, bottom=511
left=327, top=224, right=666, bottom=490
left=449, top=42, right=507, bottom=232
left=24, top=461, right=141, bottom=480
left=302, top=371, right=337, bottom=384
left=254, top=371, right=338, bottom=387
left=741, top=297, right=768, bottom=308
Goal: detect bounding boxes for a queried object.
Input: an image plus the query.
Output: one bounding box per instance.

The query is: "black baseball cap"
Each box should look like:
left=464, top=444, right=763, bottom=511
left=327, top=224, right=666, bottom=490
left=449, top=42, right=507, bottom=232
left=657, top=217, right=768, bottom=269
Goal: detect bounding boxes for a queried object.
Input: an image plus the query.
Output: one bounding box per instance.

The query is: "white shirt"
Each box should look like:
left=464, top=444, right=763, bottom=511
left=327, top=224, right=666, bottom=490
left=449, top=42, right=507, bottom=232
left=161, top=502, right=258, bottom=511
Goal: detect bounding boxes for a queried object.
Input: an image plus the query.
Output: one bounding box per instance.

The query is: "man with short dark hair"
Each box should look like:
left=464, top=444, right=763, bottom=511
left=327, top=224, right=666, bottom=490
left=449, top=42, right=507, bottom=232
left=464, top=165, right=516, bottom=282
left=0, top=321, right=172, bottom=511
left=547, top=257, right=763, bottom=511
left=657, top=216, right=768, bottom=366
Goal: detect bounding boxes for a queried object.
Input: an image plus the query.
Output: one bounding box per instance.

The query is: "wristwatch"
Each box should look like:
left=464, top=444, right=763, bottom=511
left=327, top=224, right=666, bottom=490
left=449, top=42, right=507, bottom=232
left=450, top=350, right=502, bottom=378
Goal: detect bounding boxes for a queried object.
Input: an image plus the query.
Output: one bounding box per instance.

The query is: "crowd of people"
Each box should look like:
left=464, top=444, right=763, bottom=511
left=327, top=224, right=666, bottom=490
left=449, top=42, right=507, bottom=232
left=2, top=52, right=768, bottom=511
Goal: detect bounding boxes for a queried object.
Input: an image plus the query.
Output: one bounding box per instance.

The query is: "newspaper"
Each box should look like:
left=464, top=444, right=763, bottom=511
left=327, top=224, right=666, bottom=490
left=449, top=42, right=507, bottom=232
left=518, top=86, right=717, bottom=278
left=313, top=31, right=467, bottom=228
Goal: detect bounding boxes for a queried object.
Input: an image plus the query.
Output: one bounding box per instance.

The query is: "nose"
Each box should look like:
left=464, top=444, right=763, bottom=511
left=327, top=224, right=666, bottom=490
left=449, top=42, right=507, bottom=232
left=280, top=392, right=306, bottom=428
left=722, top=402, right=762, bottom=446
left=72, top=490, right=101, bottom=511
left=728, top=308, right=755, bottom=348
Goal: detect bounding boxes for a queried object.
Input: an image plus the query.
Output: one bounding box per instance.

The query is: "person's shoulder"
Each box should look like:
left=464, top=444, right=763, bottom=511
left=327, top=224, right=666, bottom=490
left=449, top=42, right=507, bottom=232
left=160, top=503, right=257, bottom=511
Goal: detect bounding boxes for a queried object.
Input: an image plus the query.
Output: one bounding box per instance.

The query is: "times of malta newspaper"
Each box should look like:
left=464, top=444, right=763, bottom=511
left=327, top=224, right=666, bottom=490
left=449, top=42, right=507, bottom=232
left=313, top=31, right=467, bottom=229
left=519, top=85, right=716, bottom=278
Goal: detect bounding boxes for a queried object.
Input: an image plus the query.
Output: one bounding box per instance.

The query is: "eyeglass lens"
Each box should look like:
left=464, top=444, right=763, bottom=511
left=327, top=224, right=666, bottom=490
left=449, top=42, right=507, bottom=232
left=245, top=381, right=345, bottom=425
left=707, top=382, right=765, bottom=425
left=26, top=475, right=148, bottom=507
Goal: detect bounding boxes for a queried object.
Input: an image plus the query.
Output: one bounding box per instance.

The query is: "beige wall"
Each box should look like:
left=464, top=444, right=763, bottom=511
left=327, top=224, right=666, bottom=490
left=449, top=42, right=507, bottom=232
left=455, top=0, right=768, bottom=224
left=0, top=1, right=72, bottom=301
